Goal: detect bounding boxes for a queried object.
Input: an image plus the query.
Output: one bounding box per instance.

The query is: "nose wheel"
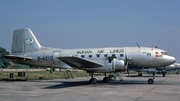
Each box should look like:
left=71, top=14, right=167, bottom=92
left=148, top=78, right=154, bottom=84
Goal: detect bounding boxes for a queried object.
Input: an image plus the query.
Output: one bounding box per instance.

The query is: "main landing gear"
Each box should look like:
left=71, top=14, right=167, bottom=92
left=88, top=73, right=110, bottom=84
left=103, top=73, right=110, bottom=83
left=88, top=72, right=155, bottom=84
left=89, top=73, right=97, bottom=84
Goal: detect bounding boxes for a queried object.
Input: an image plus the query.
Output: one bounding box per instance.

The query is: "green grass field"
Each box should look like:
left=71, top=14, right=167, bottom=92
left=0, top=70, right=90, bottom=81
left=0, top=70, right=178, bottom=81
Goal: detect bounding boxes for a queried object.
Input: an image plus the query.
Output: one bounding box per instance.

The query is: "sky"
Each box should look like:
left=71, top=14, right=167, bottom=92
left=0, top=0, right=180, bottom=62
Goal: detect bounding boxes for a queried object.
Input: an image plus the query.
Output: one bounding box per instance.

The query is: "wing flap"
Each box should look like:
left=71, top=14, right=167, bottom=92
left=58, top=56, right=103, bottom=68
left=3, top=55, right=32, bottom=60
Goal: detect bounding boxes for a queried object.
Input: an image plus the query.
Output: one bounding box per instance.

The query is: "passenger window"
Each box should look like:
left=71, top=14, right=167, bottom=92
left=120, top=54, right=124, bottom=57
left=104, top=54, right=108, bottom=57
left=112, top=54, right=116, bottom=58
left=96, top=54, right=100, bottom=58
left=89, top=55, right=92, bottom=58
left=81, top=55, right=85, bottom=58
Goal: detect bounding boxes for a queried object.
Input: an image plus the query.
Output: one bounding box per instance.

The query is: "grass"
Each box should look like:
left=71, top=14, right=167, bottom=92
left=0, top=70, right=177, bottom=81
left=0, top=70, right=90, bottom=81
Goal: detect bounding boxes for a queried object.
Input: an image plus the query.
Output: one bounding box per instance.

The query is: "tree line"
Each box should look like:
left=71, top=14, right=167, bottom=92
left=0, top=47, right=30, bottom=68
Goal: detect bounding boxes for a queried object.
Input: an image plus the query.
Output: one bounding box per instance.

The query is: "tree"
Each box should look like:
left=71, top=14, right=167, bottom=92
left=0, top=47, right=10, bottom=68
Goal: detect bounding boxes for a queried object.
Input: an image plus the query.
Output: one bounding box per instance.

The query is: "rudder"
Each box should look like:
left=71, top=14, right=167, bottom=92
left=12, top=28, right=41, bottom=55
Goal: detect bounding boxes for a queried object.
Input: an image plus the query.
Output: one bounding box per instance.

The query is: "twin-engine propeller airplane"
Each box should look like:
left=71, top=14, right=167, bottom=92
left=4, top=28, right=176, bottom=84
left=131, top=63, right=180, bottom=77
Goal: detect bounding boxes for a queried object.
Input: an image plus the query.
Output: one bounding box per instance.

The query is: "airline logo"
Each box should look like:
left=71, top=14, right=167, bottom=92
left=25, top=38, right=34, bottom=45
left=155, top=52, right=163, bottom=57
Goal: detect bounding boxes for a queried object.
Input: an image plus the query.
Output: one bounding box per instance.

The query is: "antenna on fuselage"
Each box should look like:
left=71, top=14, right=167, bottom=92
left=136, top=43, right=140, bottom=48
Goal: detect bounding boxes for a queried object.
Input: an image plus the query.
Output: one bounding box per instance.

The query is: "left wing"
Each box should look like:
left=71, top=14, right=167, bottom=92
left=58, top=56, right=103, bottom=69
left=3, top=55, right=32, bottom=60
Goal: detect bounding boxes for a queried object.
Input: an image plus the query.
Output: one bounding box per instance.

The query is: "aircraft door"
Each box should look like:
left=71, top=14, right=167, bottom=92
left=153, top=49, right=158, bottom=64
left=53, top=51, right=60, bottom=65
left=152, top=49, right=159, bottom=66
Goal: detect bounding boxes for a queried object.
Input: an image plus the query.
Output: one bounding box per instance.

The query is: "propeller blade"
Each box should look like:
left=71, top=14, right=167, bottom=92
left=124, top=53, right=130, bottom=76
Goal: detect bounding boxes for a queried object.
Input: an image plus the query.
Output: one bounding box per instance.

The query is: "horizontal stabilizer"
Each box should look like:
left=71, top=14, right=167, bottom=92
left=3, top=55, right=32, bottom=60
left=58, top=56, right=103, bottom=68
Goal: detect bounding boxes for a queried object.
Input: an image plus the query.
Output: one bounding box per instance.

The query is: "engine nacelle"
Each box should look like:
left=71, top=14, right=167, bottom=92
left=112, top=59, right=125, bottom=71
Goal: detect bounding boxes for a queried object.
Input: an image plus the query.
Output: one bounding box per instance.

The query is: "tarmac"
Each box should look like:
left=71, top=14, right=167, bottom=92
left=0, top=74, right=180, bottom=101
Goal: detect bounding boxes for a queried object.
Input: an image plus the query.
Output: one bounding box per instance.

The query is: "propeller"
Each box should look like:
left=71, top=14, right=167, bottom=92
left=124, top=53, right=130, bottom=77
left=108, top=53, right=130, bottom=77
left=108, top=55, right=116, bottom=63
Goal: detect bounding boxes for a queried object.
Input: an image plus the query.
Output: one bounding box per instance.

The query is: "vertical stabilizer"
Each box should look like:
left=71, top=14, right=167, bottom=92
left=12, top=28, right=41, bottom=55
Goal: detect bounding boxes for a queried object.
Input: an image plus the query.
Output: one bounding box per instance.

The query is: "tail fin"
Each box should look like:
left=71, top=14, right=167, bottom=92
left=11, top=28, right=41, bottom=55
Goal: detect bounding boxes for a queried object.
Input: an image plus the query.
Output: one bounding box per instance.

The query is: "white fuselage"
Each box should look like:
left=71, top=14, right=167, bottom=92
left=15, top=46, right=175, bottom=73
left=4, top=28, right=177, bottom=84
left=7, top=28, right=176, bottom=73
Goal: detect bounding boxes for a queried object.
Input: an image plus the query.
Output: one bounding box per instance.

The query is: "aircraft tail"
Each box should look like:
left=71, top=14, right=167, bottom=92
left=11, top=28, right=41, bottom=55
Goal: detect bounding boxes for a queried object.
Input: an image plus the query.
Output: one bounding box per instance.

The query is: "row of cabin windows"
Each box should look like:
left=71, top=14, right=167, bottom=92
left=80, top=54, right=124, bottom=58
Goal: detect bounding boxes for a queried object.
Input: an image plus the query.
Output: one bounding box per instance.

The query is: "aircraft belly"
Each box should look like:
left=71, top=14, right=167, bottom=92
left=83, top=61, right=119, bottom=73
left=83, top=68, right=114, bottom=73
left=16, top=60, right=41, bottom=67
left=16, top=60, right=63, bottom=68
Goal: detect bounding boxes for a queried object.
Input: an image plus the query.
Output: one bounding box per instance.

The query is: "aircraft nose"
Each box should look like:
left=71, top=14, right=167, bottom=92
left=166, top=56, right=176, bottom=64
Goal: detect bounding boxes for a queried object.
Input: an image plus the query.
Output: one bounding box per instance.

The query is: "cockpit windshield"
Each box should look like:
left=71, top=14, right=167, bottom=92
left=161, top=52, right=168, bottom=55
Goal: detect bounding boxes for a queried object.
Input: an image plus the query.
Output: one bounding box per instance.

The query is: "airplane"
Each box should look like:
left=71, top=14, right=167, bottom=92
left=130, top=63, right=180, bottom=77
left=4, top=28, right=176, bottom=84
left=156, top=62, right=180, bottom=76
left=156, top=62, right=180, bottom=71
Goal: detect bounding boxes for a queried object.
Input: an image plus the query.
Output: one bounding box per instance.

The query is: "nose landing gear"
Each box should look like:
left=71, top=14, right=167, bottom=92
left=148, top=78, right=154, bottom=84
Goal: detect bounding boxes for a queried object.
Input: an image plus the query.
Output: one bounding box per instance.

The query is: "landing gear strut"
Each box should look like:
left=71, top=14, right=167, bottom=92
left=148, top=70, right=156, bottom=84
left=103, top=73, right=110, bottom=83
left=89, top=72, right=111, bottom=84
left=162, top=71, right=166, bottom=77
left=162, top=67, right=166, bottom=77
left=89, top=72, right=97, bottom=84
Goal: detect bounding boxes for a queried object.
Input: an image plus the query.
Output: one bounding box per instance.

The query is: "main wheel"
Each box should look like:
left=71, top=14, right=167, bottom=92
left=89, top=78, right=97, bottom=84
left=162, top=72, right=165, bottom=77
left=138, top=73, right=143, bottom=76
left=148, top=78, right=154, bottom=84
left=103, top=77, right=109, bottom=83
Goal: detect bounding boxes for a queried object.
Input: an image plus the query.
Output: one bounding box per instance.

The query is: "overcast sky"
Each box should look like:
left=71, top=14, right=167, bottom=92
left=0, top=0, right=180, bottom=62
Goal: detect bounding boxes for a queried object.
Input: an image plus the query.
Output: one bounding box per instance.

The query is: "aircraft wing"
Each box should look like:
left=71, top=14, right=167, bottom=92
left=58, top=56, right=103, bottom=69
left=3, top=55, right=32, bottom=60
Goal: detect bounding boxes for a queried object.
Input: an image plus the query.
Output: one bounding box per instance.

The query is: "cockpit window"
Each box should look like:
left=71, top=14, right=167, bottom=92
left=161, top=52, right=168, bottom=55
